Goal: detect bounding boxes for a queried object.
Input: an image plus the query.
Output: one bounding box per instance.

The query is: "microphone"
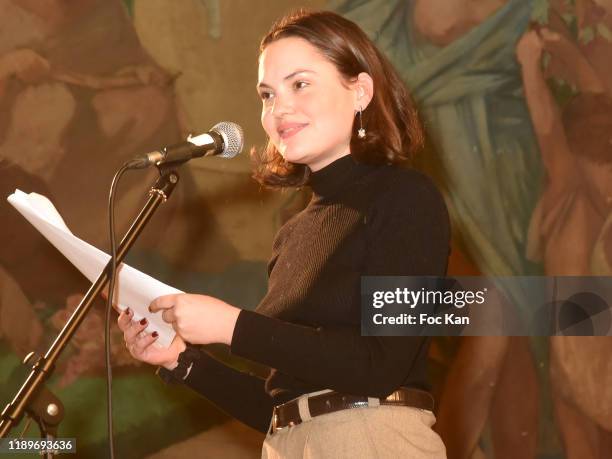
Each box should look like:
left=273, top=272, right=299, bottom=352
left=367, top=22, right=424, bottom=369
left=127, top=121, right=244, bottom=169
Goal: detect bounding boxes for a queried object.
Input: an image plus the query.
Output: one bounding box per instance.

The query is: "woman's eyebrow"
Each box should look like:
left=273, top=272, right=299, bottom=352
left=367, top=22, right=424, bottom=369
left=283, top=69, right=316, bottom=81
left=257, top=69, right=316, bottom=89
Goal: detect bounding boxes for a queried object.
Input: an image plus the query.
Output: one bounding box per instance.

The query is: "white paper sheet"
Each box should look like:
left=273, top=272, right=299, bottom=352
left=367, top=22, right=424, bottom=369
left=7, top=189, right=178, bottom=348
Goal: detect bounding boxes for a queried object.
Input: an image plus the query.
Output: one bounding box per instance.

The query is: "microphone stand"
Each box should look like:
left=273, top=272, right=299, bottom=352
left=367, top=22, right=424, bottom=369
left=0, top=167, right=180, bottom=450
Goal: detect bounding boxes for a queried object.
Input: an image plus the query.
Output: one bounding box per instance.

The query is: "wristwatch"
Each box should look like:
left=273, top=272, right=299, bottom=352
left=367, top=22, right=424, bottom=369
left=156, top=344, right=201, bottom=384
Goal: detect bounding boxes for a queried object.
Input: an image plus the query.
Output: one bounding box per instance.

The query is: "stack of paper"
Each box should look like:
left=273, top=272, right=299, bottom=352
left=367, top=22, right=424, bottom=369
left=7, top=190, right=178, bottom=348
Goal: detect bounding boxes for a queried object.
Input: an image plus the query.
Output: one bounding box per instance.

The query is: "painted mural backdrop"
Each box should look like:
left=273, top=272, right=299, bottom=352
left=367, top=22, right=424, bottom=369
left=0, top=0, right=610, bottom=458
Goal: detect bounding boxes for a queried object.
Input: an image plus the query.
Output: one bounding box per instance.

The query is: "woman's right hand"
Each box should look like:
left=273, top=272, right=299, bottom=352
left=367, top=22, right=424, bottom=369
left=117, top=308, right=186, bottom=370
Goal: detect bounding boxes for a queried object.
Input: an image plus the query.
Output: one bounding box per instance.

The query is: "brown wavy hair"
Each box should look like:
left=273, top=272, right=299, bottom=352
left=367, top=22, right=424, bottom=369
left=252, top=10, right=424, bottom=188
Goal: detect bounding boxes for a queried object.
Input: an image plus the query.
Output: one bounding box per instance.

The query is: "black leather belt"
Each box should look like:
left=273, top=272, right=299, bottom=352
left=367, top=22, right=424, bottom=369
left=270, top=387, right=434, bottom=434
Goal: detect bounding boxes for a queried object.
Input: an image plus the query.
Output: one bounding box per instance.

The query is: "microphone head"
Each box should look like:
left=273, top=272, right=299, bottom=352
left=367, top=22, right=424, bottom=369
left=211, top=122, right=244, bottom=158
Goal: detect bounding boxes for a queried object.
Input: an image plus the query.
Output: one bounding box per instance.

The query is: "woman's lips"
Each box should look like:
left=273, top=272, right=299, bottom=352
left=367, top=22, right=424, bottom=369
left=278, top=123, right=307, bottom=140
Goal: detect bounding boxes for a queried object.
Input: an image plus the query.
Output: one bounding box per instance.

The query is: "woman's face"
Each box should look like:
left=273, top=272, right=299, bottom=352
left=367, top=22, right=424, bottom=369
left=258, top=37, right=359, bottom=171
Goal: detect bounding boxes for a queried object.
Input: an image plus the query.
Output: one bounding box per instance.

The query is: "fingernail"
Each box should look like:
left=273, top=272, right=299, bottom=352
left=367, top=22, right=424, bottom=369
left=140, top=318, right=147, bottom=325
left=125, top=307, right=131, bottom=316
left=152, top=331, right=158, bottom=338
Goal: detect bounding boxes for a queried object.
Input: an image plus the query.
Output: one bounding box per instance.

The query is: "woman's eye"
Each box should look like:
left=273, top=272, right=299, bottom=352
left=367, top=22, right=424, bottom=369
left=294, top=81, right=308, bottom=90
left=259, top=91, right=273, bottom=101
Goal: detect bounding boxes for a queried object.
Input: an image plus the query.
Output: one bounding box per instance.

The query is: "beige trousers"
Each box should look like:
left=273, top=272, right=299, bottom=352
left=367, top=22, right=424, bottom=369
left=262, top=403, right=447, bottom=458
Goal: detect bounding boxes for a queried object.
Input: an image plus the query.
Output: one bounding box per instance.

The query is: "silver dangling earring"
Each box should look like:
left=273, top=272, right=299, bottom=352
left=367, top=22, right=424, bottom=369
left=357, top=106, right=366, bottom=139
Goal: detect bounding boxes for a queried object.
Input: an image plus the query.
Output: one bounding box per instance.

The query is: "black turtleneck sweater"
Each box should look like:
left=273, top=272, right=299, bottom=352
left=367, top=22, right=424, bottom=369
left=174, top=155, right=450, bottom=433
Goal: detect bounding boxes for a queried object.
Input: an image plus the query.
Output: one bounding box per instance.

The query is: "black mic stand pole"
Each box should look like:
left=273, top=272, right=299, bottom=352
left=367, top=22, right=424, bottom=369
left=0, top=167, right=180, bottom=444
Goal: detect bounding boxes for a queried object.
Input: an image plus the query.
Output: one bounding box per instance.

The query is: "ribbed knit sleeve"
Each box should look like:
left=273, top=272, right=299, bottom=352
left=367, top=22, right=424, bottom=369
left=180, top=352, right=274, bottom=433
left=231, top=311, right=429, bottom=398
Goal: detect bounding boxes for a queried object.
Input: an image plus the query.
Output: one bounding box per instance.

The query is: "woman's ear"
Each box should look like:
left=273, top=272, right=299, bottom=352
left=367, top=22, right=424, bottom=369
left=354, top=72, right=374, bottom=110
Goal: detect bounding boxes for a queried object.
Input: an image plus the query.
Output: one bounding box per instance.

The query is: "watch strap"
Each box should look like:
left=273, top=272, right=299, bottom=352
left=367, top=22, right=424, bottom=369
left=156, top=344, right=201, bottom=384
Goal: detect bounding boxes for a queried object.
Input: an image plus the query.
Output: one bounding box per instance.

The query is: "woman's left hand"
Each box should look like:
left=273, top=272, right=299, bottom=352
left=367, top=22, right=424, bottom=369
left=149, top=294, right=241, bottom=346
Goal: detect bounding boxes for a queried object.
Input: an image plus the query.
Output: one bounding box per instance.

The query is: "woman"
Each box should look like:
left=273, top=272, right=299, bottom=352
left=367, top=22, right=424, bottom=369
left=118, top=10, right=450, bottom=458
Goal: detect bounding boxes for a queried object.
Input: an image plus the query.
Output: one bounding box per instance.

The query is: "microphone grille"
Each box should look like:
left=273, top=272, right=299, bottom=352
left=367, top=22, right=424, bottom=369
left=211, top=122, right=244, bottom=158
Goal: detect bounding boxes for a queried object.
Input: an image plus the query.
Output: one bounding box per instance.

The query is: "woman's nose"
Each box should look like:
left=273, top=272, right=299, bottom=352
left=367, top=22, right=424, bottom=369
left=271, top=94, right=294, bottom=116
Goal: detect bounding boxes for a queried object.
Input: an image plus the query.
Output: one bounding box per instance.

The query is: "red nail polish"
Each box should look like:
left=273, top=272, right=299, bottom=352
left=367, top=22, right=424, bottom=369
left=140, top=318, right=147, bottom=325
left=152, top=331, right=158, bottom=338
